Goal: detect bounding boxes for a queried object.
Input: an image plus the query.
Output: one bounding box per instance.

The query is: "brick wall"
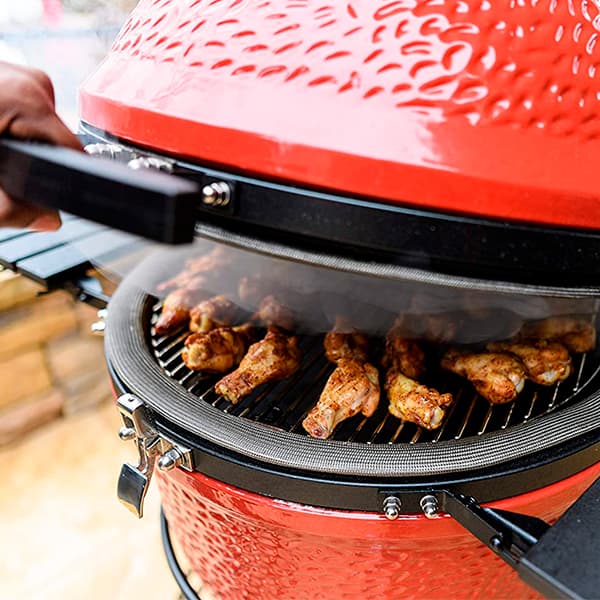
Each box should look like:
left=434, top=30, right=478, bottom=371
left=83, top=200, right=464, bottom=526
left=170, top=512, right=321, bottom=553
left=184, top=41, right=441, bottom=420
left=0, top=268, right=111, bottom=446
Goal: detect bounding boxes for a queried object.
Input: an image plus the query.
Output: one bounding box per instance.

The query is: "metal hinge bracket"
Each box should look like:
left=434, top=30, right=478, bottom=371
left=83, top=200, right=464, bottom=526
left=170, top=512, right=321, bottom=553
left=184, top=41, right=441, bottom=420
left=116, top=394, right=193, bottom=518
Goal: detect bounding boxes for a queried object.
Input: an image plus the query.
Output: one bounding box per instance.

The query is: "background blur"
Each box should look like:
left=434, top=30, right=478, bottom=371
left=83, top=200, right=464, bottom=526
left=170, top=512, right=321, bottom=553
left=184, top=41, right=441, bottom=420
left=0, top=2, right=178, bottom=598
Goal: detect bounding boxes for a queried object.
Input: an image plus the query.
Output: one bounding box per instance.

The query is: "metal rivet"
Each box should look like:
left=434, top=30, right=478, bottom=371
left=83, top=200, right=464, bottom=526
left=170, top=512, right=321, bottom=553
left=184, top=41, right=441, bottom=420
left=127, top=156, right=173, bottom=173
left=490, top=535, right=504, bottom=552
left=420, top=495, right=439, bottom=519
left=202, top=182, right=231, bottom=207
left=127, top=157, right=151, bottom=170
left=118, top=427, right=136, bottom=441
left=158, top=448, right=182, bottom=472
left=383, top=496, right=402, bottom=520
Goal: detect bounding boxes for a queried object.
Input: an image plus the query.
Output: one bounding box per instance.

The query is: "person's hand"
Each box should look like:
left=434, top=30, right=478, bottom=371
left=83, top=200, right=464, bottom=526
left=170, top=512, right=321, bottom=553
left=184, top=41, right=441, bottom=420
left=0, top=61, right=82, bottom=231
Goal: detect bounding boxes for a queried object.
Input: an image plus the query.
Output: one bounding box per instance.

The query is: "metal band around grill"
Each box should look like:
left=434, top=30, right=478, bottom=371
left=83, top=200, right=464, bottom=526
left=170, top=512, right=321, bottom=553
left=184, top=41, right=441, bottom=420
left=195, top=223, right=600, bottom=298
left=106, top=275, right=600, bottom=479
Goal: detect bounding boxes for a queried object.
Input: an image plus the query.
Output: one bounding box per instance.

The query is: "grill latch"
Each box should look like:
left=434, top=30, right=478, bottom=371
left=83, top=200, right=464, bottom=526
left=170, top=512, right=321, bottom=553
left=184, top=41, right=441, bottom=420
left=116, top=394, right=193, bottom=518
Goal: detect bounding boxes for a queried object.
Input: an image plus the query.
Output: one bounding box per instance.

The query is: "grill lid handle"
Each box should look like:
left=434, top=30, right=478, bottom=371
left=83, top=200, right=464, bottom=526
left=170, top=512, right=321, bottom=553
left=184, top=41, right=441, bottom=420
left=440, top=478, right=600, bottom=600
left=0, top=138, right=199, bottom=244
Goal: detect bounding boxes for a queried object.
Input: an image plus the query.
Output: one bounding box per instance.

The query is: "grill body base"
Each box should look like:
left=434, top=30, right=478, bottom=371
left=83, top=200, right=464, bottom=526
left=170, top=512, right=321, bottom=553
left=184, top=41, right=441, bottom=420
left=157, top=462, right=600, bottom=600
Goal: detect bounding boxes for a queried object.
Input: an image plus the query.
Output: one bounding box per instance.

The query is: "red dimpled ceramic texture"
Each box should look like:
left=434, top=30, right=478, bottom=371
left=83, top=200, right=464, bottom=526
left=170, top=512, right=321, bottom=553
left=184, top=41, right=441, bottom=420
left=157, top=463, right=600, bottom=599
left=81, top=1, right=600, bottom=228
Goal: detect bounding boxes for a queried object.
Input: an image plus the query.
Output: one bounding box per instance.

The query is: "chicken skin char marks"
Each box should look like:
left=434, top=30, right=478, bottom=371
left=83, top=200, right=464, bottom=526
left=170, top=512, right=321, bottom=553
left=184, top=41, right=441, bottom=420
left=385, top=371, right=453, bottom=430
left=156, top=247, right=230, bottom=292
left=324, top=316, right=370, bottom=363
left=441, top=351, right=526, bottom=404
left=487, top=340, right=572, bottom=385
left=519, top=316, right=596, bottom=353
left=189, top=295, right=239, bottom=334
left=182, top=325, right=255, bottom=373
left=155, top=277, right=210, bottom=336
left=215, top=328, right=302, bottom=404
left=302, top=358, right=380, bottom=439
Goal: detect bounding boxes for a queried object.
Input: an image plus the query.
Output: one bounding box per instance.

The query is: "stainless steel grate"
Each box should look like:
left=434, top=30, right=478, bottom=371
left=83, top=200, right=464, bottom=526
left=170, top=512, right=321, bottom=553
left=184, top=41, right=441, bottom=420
left=150, top=305, right=600, bottom=445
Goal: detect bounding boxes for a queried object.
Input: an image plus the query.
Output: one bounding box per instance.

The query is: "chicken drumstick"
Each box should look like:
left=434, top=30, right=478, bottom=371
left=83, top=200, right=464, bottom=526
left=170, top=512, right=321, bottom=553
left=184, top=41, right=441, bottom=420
left=441, top=350, right=526, bottom=404
left=303, top=358, right=380, bottom=439
left=215, top=328, right=302, bottom=404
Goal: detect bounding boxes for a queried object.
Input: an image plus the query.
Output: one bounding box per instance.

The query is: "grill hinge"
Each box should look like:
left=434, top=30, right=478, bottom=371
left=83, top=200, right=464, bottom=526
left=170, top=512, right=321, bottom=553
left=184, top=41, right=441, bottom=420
left=116, top=394, right=193, bottom=518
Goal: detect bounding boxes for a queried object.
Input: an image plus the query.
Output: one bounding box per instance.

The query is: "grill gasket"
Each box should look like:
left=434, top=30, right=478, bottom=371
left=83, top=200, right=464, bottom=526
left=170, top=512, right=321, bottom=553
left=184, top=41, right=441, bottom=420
left=106, top=263, right=600, bottom=480
left=151, top=304, right=599, bottom=446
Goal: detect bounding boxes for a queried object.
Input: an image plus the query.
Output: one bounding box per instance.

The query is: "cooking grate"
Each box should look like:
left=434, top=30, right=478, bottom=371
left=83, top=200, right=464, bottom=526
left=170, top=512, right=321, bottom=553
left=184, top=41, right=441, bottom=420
left=150, top=305, right=600, bottom=445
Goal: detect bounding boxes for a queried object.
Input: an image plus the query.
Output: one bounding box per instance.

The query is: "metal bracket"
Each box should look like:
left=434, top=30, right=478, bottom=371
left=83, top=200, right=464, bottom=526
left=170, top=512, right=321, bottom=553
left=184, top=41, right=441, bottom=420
left=440, top=492, right=550, bottom=570
left=439, top=484, right=600, bottom=600
left=63, top=276, right=110, bottom=309
left=116, top=394, right=193, bottom=518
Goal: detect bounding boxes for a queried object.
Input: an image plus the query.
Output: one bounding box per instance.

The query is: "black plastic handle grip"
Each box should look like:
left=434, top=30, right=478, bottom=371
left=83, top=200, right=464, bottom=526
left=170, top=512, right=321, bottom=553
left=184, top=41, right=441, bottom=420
left=0, top=138, right=200, bottom=244
left=518, top=475, right=600, bottom=600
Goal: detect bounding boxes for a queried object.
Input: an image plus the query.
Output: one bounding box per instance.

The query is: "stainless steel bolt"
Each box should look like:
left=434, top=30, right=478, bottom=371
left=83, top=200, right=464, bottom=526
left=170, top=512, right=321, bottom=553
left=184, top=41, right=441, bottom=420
left=202, top=184, right=218, bottom=205
left=127, top=157, right=152, bottom=170
left=202, top=182, right=231, bottom=207
left=158, top=448, right=182, bottom=472
left=420, top=495, right=439, bottom=519
left=118, top=426, right=136, bottom=441
left=383, top=496, right=402, bottom=520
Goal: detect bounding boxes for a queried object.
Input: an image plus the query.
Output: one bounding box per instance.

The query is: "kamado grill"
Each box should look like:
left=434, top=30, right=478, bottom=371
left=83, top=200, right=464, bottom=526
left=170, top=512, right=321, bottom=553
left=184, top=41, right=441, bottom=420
left=1, top=1, right=600, bottom=598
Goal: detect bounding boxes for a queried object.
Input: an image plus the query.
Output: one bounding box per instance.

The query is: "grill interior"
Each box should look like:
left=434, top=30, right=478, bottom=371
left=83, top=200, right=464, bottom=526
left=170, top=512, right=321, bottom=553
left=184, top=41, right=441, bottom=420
left=150, top=304, right=600, bottom=445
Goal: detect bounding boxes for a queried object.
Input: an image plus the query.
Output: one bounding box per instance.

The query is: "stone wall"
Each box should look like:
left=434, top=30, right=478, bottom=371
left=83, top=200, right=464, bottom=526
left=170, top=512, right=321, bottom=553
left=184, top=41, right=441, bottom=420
left=0, top=268, right=111, bottom=446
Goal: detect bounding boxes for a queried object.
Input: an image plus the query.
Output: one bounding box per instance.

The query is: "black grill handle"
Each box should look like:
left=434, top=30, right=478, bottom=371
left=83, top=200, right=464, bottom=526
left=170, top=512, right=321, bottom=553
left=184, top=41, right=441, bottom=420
left=443, top=476, right=600, bottom=600
left=0, top=138, right=200, bottom=244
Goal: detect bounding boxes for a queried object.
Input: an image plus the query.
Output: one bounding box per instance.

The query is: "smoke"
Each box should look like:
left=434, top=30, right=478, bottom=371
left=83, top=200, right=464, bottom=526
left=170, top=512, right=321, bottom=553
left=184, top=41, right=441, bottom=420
left=70, top=235, right=596, bottom=345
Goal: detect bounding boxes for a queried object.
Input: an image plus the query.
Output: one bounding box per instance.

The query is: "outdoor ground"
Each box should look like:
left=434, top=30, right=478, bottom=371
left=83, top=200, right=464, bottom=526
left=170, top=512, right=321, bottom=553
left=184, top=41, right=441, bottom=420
left=0, top=402, right=178, bottom=599
left=0, top=3, right=181, bottom=598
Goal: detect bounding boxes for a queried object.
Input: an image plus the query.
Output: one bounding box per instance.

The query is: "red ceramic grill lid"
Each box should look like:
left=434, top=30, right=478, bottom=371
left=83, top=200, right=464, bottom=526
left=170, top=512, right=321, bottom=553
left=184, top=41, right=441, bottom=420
left=80, top=0, right=600, bottom=230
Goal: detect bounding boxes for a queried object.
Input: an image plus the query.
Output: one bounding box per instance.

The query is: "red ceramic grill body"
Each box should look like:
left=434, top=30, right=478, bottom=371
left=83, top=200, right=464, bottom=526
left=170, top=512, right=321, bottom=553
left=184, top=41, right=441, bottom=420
left=157, top=463, right=600, bottom=600
left=80, top=0, right=600, bottom=230
left=89, top=1, right=600, bottom=597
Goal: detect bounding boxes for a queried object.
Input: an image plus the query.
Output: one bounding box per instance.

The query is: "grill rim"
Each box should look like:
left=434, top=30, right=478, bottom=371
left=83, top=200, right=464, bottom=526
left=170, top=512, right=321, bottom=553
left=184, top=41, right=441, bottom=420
left=109, top=358, right=600, bottom=511
left=106, top=264, right=600, bottom=481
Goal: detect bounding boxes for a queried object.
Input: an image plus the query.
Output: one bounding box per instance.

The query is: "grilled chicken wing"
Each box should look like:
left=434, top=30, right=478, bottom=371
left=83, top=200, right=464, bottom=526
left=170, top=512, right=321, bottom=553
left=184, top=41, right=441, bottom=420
left=189, top=295, right=238, bottom=334
left=487, top=340, right=572, bottom=385
left=382, top=328, right=426, bottom=380
left=519, top=316, right=596, bottom=353
left=155, top=277, right=209, bottom=336
left=381, top=323, right=451, bottom=428
left=238, top=275, right=281, bottom=305
left=441, top=351, right=526, bottom=404
left=251, top=295, right=295, bottom=331
left=385, top=371, right=453, bottom=430
left=324, top=316, right=369, bottom=363
left=215, top=328, right=302, bottom=403
left=302, top=358, right=380, bottom=439
left=157, top=247, right=229, bottom=292
left=182, top=325, right=255, bottom=372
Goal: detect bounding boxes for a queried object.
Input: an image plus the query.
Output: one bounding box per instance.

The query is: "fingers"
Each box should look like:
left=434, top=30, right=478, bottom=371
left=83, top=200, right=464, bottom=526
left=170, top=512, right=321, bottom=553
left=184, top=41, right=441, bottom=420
left=0, top=61, right=80, bottom=232
left=0, top=60, right=81, bottom=151
left=9, top=112, right=82, bottom=151
left=0, top=188, right=61, bottom=231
